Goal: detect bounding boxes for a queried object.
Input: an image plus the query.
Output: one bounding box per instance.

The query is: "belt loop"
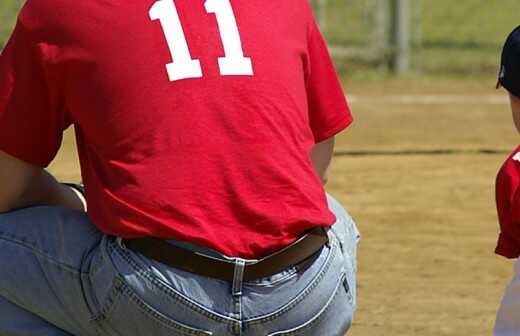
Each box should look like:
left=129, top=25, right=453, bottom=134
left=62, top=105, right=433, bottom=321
left=232, top=258, right=246, bottom=297
left=116, top=237, right=126, bottom=250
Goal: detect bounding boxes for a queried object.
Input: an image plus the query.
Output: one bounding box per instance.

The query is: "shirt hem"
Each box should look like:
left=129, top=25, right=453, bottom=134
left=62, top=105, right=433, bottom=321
left=495, top=234, right=520, bottom=259
left=0, top=141, right=49, bottom=168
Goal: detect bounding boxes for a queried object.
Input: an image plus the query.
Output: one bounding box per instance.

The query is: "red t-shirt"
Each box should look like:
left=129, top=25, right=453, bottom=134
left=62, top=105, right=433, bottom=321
left=0, top=0, right=352, bottom=258
left=496, top=145, right=520, bottom=258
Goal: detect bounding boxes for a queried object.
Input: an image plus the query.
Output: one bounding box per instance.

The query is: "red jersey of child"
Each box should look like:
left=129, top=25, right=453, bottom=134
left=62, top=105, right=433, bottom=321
left=0, top=0, right=352, bottom=258
left=496, top=145, right=520, bottom=258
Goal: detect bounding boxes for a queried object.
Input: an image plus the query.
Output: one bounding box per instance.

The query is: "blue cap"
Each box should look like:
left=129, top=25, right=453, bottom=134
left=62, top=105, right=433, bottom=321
left=498, top=26, right=520, bottom=98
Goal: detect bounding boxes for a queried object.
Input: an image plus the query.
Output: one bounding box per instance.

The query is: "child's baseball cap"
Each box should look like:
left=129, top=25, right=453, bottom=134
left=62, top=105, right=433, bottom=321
left=498, top=25, right=520, bottom=98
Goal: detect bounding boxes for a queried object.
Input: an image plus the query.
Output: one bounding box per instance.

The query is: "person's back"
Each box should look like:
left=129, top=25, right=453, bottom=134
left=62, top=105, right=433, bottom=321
left=1, top=0, right=351, bottom=258
left=0, top=1, right=359, bottom=335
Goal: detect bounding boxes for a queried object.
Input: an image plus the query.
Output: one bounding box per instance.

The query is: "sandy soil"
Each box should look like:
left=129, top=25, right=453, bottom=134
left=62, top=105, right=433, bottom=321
left=329, top=154, right=511, bottom=336
left=330, top=79, right=516, bottom=335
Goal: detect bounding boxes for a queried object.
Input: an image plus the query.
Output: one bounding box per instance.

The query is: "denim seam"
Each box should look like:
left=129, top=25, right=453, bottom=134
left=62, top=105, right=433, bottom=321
left=88, top=249, right=107, bottom=278
left=0, top=233, right=83, bottom=275
left=244, top=240, right=339, bottom=325
left=94, top=276, right=125, bottom=323
left=266, top=272, right=348, bottom=336
left=113, top=244, right=236, bottom=325
left=80, top=272, right=100, bottom=323
left=120, top=284, right=213, bottom=336
left=244, top=268, right=298, bottom=287
left=330, top=227, right=344, bottom=252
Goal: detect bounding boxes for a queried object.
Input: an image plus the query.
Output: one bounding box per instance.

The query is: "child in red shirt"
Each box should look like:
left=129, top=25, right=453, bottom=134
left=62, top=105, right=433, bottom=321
left=494, top=25, right=520, bottom=336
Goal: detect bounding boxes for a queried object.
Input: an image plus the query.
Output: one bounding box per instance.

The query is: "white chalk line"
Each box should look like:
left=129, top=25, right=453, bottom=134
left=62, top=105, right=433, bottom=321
left=346, top=94, right=508, bottom=105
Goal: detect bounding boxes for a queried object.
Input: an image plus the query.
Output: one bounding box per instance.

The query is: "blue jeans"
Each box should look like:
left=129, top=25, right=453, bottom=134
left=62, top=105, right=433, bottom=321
left=0, top=194, right=360, bottom=336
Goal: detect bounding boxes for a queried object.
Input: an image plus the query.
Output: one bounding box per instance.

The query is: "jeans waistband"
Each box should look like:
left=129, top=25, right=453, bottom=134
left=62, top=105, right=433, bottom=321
left=117, top=227, right=333, bottom=265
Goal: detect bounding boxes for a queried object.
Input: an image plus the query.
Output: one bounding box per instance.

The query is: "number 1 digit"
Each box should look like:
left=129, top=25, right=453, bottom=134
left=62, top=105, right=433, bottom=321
left=149, top=0, right=253, bottom=81
left=149, top=0, right=203, bottom=81
left=205, top=0, right=254, bottom=76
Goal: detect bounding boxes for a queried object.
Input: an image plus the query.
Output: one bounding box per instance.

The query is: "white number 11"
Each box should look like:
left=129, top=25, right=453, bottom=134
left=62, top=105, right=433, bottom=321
left=149, top=0, right=254, bottom=82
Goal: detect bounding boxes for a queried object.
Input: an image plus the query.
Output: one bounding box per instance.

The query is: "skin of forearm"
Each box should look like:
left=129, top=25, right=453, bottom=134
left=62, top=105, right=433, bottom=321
left=310, top=137, right=335, bottom=185
left=6, top=170, right=85, bottom=212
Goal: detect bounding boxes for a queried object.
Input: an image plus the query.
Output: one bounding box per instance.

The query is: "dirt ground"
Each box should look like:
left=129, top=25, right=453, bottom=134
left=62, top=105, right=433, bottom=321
left=47, top=76, right=517, bottom=336
left=329, top=154, right=510, bottom=335
left=332, top=77, right=516, bottom=336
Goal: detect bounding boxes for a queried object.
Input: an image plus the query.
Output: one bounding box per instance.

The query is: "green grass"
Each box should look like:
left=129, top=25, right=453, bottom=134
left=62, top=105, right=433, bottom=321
left=321, top=0, right=519, bottom=75
left=0, top=0, right=23, bottom=48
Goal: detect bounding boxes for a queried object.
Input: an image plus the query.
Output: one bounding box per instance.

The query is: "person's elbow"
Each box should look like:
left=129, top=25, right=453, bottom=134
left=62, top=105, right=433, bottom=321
left=0, top=202, right=10, bottom=213
left=310, top=137, right=335, bottom=185
left=0, top=150, right=40, bottom=213
left=0, top=184, right=19, bottom=213
left=0, top=189, right=17, bottom=213
left=320, top=173, right=329, bottom=186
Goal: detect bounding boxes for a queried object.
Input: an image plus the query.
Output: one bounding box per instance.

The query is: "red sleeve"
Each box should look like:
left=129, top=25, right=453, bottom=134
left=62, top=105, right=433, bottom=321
left=0, top=6, right=69, bottom=168
left=495, top=148, right=520, bottom=258
left=304, top=17, right=352, bottom=143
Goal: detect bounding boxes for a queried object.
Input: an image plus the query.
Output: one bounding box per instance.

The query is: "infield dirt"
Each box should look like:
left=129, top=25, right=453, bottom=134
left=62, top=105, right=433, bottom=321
left=47, top=76, right=516, bottom=336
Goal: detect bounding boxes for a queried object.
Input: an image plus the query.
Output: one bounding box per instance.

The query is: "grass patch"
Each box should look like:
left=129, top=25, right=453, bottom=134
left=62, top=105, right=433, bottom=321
left=0, top=0, right=22, bottom=48
left=320, top=0, right=519, bottom=76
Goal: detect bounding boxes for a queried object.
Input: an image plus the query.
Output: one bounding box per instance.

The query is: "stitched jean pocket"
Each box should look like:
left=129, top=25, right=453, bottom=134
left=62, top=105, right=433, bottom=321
left=89, top=242, right=214, bottom=336
left=97, top=281, right=213, bottom=336
left=266, top=273, right=353, bottom=336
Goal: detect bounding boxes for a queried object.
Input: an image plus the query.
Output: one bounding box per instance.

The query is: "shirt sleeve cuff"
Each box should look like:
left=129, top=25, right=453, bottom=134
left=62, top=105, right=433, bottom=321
left=495, top=233, right=520, bottom=259
left=0, top=141, right=50, bottom=168
left=313, top=114, right=353, bottom=143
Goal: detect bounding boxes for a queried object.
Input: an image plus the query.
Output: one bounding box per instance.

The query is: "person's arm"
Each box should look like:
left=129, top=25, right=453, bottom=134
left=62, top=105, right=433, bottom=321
left=0, top=150, right=85, bottom=213
left=304, top=10, right=351, bottom=183
left=0, top=5, right=85, bottom=213
left=310, top=136, right=335, bottom=185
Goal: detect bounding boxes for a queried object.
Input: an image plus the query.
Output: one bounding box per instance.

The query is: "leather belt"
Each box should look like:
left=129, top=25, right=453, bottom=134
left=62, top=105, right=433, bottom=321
left=122, top=227, right=329, bottom=282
